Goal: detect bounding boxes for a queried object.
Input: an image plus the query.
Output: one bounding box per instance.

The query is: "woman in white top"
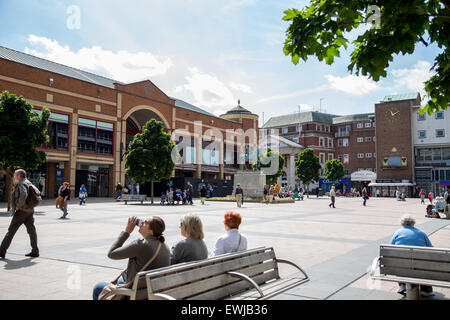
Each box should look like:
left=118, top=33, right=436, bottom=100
left=212, top=211, right=247, bottom=256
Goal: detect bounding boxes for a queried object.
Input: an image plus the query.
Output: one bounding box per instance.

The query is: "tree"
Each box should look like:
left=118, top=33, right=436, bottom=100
left=323, top=159, right=345, bottom=183
left=0, top=91, right=50, bottom=209
left=283, top=1, right=449, bottom=114
left=295, top=148, right=321, bottom=197
left=254, top=148, right=285, bottom=185
left=125, top=119, right=175, bottom=204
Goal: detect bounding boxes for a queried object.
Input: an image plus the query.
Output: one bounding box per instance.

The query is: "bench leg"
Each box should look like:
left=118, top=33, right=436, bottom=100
left=406, top=284, right=420, bottom=300
left=125, top=201, right=127, bottom=205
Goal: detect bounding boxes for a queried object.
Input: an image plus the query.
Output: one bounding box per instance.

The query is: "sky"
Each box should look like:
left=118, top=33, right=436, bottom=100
left=0, top=0, right=440, bottom=123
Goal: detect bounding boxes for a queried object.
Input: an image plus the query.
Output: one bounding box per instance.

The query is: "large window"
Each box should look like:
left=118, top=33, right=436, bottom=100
left=78, top=118, right=113, bottom=155
left=34, top=109, right=69, bottom=151
left=435, top=112, right=444, bottom=119
left=436, top=129, right=445, bottom=138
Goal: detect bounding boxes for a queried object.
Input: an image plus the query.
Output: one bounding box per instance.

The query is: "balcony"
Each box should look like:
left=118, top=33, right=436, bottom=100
left=335, top=131, right=350, bottom=138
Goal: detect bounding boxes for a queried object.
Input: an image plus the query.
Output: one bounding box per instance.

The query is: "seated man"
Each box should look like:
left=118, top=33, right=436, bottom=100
left=390, top=214, right=434, bottom=297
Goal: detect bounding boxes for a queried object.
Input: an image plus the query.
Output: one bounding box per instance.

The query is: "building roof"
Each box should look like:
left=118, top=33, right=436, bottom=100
left=0, top=45, right=124, bottom=89
left=0, top=46, right=221, bottom=119
left=332, top=113, right=375, bottom=125
left=381, top=92, right=420, bottom=103
left=224, top=100, right=254, bottom=115
left=262, top=111, right=339, bottom=128
left=171, top=98, right=217, bottom=117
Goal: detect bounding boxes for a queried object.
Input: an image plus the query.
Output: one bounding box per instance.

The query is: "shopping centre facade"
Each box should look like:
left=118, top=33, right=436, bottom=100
left=0, top=46, right=258, bottom=200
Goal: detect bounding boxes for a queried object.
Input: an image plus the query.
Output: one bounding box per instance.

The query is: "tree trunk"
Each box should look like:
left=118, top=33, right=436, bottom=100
left=306, top=183, right=310, bottom=198
left=151, top=180, right=154, bottom=204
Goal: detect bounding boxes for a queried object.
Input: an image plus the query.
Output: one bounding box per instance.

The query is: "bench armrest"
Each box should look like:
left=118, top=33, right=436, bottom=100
left=369, top=256, right=381, bottom=278
left=148, top=293, right=177, bottom=300
left=275, top=258, right=309, bottom=281
left=226, top=271, right=264, bottom=298
left=101, top=287, right=136, bottom=300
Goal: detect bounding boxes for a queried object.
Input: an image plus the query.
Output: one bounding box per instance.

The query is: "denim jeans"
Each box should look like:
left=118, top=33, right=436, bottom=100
left=93, top=276, right=126, bottom=300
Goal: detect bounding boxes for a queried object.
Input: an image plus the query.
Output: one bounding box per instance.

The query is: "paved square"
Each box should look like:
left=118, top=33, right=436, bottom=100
left=0, top=196, right=449, bottom=300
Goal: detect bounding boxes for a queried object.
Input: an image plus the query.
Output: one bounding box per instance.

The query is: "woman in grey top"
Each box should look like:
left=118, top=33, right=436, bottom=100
left=171, top=214, right=208, bottom=264
left=93, top=216, right=170, bottom=300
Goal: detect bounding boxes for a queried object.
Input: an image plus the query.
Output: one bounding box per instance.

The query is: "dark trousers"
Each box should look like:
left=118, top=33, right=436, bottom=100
left=0, top=210, right=39, bottom=255
left=329, top=196, right=335, bottom=208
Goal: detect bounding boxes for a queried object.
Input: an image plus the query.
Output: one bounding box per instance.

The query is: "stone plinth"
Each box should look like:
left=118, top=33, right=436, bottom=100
left=234, top=171, right=266, bottom=199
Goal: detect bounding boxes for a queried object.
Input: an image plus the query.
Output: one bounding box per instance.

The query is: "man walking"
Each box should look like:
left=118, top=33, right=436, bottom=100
left=0, top=169, right=39, bottom=259
left=187, top=181, right=194, bottom=205
left=59, top=182, right=70, bottom=219
left=329, top=186, right=336, bottom=208
left=235, top=183, right=243, bottom=208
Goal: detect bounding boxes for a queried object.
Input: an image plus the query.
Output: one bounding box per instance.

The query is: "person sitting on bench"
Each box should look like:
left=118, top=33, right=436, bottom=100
left=171, top=214, right=208, bottom=264
left=390, top=214, right=434, bottom=297
left=92, top=216, right=171, bottom=300
left=212, top=212, right=247, bottom=256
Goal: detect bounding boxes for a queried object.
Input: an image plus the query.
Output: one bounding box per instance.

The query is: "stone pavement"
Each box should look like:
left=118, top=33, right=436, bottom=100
left=0, top=196, right=449, bottom=300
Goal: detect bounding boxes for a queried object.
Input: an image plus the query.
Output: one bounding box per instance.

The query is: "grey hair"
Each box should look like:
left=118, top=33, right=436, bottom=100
left=400, top=214, right=415, bottom=227
left=14, top=169, right=26, bottom=179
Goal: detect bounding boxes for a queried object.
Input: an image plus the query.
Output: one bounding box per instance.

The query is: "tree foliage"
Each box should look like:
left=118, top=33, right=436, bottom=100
left=283, top=0, right=449, bottom=114
left=0, top=91, right=49, bottom=174
left=125, top=119, right=176, bottom=203
left=254, top=147, right=285, bottom=185
left=323, top=159, right=345, bottom=182
left=295, top=148, right=321, bottom=194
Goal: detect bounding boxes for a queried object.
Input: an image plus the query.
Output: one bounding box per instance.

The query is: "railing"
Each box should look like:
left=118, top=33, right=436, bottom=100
left=335, top=131, right=350, bottom=137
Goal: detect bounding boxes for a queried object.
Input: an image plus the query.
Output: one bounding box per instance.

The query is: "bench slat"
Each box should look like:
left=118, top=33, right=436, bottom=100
left=381, top=266, right=450, bottom=282
left=189, top=270, right=279, bottom=300
left=381, top=247, right=450, bottom=263
left=382, top=257, right=450, bottom=273
left=237, top=277, right=300, bottom=299
left=158, top=260, right=277, bottom=299
left=149, top=250, right=276, bottom=292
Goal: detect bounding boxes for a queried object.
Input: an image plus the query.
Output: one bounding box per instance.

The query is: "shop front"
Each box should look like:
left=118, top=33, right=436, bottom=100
left=350, top=170, right=377, bottom=196
left=75, top=163, right=110, bottom=197
left=319, top=178, right=352, bottom=195
left=368, top=182, right=416, bottom=197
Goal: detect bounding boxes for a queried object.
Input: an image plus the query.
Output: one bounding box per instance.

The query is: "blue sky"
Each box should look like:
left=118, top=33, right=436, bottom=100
left=0, top=0, right=440, bottom=122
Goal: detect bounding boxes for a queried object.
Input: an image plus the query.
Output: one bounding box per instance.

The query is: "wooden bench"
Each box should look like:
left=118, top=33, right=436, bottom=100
left=104, top=247, right=309, bottom=300
left=370, top=244, right=450, bottom=299
left=118, top=194, right=147, bottom=205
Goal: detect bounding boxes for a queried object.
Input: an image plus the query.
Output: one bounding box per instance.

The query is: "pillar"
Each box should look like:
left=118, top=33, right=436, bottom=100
left=68, top=113, right=78, bottom=198
left=219, top=140, right=224, bottom=180
left=195, top=134, right=202, bottom=179
left=120, top=119, right=127, bottom=185
left=288, top=154, right=296, bottom=187
left=46, top=162, right=56, bottom=198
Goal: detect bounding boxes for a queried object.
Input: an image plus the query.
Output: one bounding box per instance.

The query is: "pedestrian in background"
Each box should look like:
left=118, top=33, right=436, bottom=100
left=419, top=189, right=425, bottom=204
left=59, top=182, right=70, bottom=219
left=428, top=191, right=434, bottom=204
left=362, top=187, right=368, bottom=206
left=200, top=185, right=207, bottom=205
left=235, top=183, right=243, bottom=208
left=115, top=182, right=123, bottom=199
left=79, top=184, right=87, bottom=205
left=329, top=186, right=336, bottom=208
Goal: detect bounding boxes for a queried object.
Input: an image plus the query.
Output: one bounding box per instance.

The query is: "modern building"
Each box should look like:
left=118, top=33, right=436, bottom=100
left=0, top=46, right=258, bottom=200
left=411, top=103, right=450, bottom=195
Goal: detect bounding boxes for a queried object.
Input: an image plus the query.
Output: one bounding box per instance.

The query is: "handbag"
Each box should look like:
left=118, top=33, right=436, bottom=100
left=98, top=242, right=162, bottom=300
left=231, top=234, right=242, bottom=253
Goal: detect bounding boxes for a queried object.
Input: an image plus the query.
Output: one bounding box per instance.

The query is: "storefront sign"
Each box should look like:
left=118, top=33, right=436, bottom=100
left=351, top=170, right=376, bottom=181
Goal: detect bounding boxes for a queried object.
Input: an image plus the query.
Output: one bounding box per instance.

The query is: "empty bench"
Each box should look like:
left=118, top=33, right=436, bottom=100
left=118, top=194, right=147, bottom=205
left=370, top=244, right=450, bottom=300
left=105, top=247, right=309, bottom=300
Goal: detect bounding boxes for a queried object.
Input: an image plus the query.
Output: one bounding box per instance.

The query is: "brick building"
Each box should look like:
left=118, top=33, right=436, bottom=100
left=0, top=46, right=258, bottom=200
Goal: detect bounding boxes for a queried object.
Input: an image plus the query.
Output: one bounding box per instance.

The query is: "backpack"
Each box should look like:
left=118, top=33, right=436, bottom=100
left=26, top=183, right=42, bottom=208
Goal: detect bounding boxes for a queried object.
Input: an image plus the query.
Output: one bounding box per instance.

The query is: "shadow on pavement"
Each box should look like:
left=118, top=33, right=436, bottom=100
left=2, top=257, right=37, bottom=270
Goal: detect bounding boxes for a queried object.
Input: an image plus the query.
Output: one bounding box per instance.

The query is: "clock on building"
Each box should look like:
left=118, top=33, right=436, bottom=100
left=384, top=108, right=400, bottom=123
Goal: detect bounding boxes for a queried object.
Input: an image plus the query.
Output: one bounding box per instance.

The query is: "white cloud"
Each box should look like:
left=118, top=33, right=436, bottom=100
left=175, top=68, right=236, bottom=115
left=24, top=34, right=173, bottom=83
left=325, top=74, right=380, bottom=95
left=229, top=82, right=253, bottom=94
left=391, top=61, right=433, bottom=98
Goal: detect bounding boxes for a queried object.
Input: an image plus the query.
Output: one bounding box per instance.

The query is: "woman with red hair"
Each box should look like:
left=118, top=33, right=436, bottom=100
left=212, top=211, right=247, bottom=256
